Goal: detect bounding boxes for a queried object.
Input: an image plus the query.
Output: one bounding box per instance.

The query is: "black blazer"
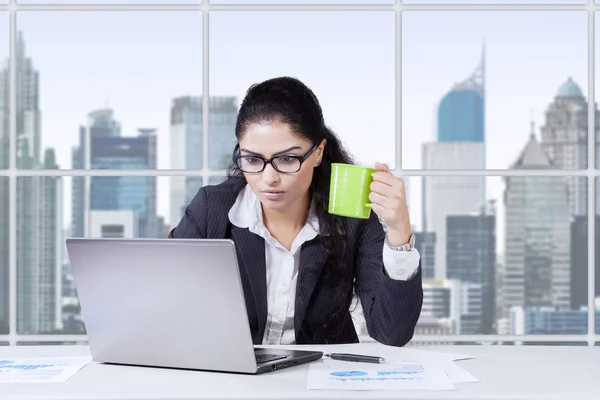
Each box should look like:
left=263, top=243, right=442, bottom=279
left=169, top=178, right=423, bottom=347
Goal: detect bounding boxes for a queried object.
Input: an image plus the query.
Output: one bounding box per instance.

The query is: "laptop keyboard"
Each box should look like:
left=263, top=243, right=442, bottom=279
left=255, top=351, right=287, bottom=364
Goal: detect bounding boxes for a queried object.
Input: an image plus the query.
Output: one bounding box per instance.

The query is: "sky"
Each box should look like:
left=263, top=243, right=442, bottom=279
left=402, top=10, right=588, bottom=170
left=402, top=10, right=589, bottom=231
left=3, top=9, right=595, bottom=233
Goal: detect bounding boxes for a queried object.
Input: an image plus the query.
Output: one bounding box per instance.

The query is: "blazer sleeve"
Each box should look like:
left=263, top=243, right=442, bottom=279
left=353, top=215, right=423, bottom=347
left=168, top=186, right=208, bottom=239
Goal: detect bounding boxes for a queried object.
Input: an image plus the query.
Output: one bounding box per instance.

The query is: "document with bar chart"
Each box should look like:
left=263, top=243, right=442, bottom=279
left=0, top=357, right=92, bottom=383
left=307, top=360, right=455, bottom=391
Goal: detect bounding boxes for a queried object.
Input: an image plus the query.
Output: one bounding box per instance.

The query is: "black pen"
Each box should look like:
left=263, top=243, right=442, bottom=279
left=324, top=353, right=386, bottom=364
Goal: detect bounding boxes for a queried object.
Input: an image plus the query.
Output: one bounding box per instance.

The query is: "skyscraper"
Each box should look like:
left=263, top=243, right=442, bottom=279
left=422, top=45, right=486, bottom=278
left=17, top=150, right=63, bottom=334
left=72, top=110, right=157, bottom=238
left=437, top=45, right=485, bottom=145
left=169, top=96, right=237, bottom=228
left=4, top=32, right=63, bottom=334
left=170, top=96, right=202, bottom=228
left=446, top=203, right=496, bottom=333
left=422, top=143, right=485, bottom=278
left=540, top=78, right=593, bottom=217
left=71, top=109, right=122, bottom=237
left=497, top=132, right=571, bottom=321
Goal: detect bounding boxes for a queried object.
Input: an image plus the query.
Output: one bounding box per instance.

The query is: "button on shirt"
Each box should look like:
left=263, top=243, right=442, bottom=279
left=228, top=184, right=420, bottom=345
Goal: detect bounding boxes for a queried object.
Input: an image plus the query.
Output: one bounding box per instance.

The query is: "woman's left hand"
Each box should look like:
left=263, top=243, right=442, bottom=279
left=368, top=162, right=413, bottom=246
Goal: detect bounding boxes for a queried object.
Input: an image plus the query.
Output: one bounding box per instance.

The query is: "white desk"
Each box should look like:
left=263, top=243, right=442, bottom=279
left=1, top=343, right=599, bottom=400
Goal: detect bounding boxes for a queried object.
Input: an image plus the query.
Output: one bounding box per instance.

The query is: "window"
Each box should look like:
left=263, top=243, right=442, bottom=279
left=0, top=1, right=597, bottom=347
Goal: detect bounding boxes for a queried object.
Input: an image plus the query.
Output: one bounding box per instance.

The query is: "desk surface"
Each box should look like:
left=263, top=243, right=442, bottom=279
left=1, top=343, right=599, bottom=400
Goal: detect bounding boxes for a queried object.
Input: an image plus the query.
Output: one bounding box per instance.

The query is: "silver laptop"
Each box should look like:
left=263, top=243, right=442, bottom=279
left=65, top=238, right=323, bottom=374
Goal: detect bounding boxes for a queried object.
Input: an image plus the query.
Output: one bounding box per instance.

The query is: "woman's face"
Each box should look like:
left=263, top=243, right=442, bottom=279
left=237, top=120, right=325, bottom=212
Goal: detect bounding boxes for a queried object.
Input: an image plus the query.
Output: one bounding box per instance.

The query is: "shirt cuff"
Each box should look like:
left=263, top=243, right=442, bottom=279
left=382, top=243, right=420, bottom=281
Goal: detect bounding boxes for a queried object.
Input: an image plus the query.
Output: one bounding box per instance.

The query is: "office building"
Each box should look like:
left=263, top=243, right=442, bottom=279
left=169, top=96, right=237, bottom=228
left=422, top=47, right=486, bottom=278
left=437, top=45, right=485, bottom=144
left=422, top=279, right=483, bottom=335
left=170, top=97, right=202, bottom=227
left=540, top=78, right=594, bottom=217
left=422, top=142, right=485, bottom=278
left=72, top=110, right=158, bottom=238
left=510, top=306, right=600, bottom=335
left=570, top=215, right=600, bottom=310
left=17, top=150, right=63, bottom=333
left=446, top=203, right=496, bottom=333
left=0, top=33, right=63, bottom=334
left=497, top=132, right=571, bottom=320
left=89, top=210, right=137, bottom=238
left=414, top=231, right=436, bottom=280
left=71, top=109, right=122, bottom=237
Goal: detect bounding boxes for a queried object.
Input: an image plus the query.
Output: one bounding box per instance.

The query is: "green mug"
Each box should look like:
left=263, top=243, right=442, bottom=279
left=328, top=163, right=376, bottom=219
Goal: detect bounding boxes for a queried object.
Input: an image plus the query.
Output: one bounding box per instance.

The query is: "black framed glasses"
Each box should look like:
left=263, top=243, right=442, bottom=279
left=233, top=142, right=319, bottom=174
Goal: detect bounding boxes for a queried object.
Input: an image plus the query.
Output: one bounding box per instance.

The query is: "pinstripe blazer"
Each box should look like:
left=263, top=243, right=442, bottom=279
left=168, top=178, right=423, bottom=347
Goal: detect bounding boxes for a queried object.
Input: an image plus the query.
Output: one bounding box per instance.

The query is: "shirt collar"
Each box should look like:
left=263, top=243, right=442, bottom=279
left=228, top=184, right=321, bottom=236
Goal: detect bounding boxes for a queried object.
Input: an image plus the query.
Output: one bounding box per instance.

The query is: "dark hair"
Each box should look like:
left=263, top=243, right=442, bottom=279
left=226, top=76, right=357, bottom=341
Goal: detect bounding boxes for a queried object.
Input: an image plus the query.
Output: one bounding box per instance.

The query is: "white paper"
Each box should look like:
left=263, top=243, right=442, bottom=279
left=0, top=356, right=92, bottom=383
left=388, top=348, right=474, bottom=363
left=439, top=360, right=479, bottom=383
left=381, top=348, right=478, bottom=383
left=307, top=359, right=456, bottom=391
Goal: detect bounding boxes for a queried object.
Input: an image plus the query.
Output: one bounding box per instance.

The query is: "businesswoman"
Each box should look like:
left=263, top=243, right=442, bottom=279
left=170, top=76, right=423, bottom=347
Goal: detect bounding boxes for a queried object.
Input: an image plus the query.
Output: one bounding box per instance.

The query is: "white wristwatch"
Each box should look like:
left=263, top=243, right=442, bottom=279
left=385, top=232, right=415, bottom=252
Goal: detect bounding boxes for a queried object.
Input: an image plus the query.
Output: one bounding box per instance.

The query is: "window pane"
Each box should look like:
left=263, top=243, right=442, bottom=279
left=0, top=177, right=7, bottom=335
left=402, top=175, right=588, bottom=336
left=16, top=11, right=202, bottom=170
left=402, top=11, right=588, bottom=170
left=0, top=12, right=8, bottom=170
left=169, top=176, right=202, bottom=231
left=210, top=11, right=395, bottom=169
left=16, top=176, right=227, bottom=334
left=209, top=176, right=226, bottom=185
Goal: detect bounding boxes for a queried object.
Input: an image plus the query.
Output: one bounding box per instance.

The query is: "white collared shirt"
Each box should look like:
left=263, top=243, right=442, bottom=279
left=228, top=184, right=420, bottom=345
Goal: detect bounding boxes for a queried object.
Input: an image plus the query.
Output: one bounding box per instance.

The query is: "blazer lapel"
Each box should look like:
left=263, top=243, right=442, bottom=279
left=230, top=226, right=267, bottom=343
left=294, top=236, right=328, bottom=337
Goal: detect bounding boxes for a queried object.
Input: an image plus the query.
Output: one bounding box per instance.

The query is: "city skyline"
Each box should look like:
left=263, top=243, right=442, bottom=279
left=6, top=10, right=594, bottom=229
left=2, top=8, right=599, bottom=338
left=402, top=11, right=587, bottom=169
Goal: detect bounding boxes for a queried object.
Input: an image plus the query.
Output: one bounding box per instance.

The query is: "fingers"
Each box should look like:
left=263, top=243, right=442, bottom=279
left=371, top=202, right=393, bottom=221
left=374, top=162, right=390, bottom=172
left=370, top=180, right=405, bottom=200
left=372, top=171, right=405, bottom=193
left=369, top=191, right=403, bottom=212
